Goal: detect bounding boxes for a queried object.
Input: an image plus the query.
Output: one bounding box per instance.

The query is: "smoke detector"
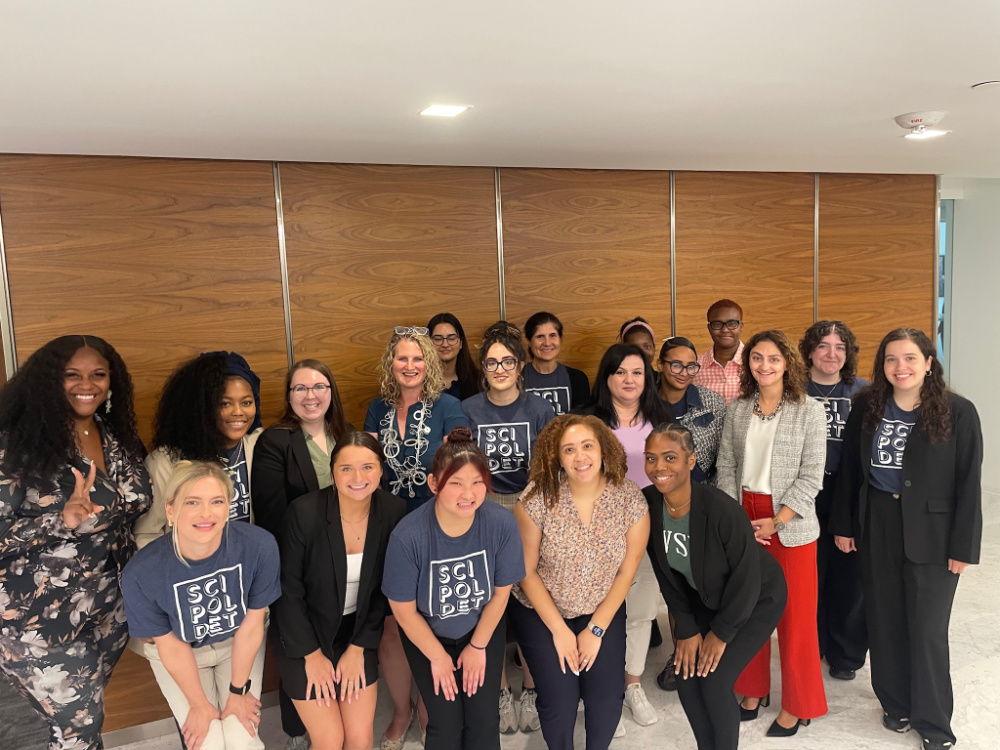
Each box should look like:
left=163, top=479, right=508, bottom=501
left=894, top=111, right=949, bottom=140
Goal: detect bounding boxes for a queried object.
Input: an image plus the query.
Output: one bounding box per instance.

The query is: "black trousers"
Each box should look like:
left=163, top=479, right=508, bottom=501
left=400, top=618, right=505, bottom=750
left=509, top=598, right=626, bottom=750
left=861, top=488, right=960, bottom=745
left=816, top=479, right=868, bottom=671
left=675, top=579, right=786, bottom=750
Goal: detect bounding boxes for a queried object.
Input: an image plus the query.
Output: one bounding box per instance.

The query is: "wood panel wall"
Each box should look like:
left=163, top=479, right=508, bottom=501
left=0, top=154, right=290, bottom=730
left=500, top=168, right=672, bottom=378
left=0, top=156, right=937, bottom=735
left=673, top=172, right=816, bottom=354
left=818, top=173, right=937, bottom=368
left=280, top=164, right=500, bottom=426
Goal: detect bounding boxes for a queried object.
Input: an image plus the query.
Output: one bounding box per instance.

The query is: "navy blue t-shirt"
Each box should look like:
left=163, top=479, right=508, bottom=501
left=221, top=442, right=252, bottom=523
left=807, top=378, right=870, bottom=475
left=462, top=392, right=555, bottom=494
left=869, top=397, right=919, bottom=494
left=122, top=523, right=281, bottom=648
left=382, top=499, right=525, bottom=639
left=523, top=362, right=573, bottom=416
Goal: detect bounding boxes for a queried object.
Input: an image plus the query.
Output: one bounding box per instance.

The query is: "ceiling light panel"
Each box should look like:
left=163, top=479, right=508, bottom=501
left=420, top=104, right=470, bottom=117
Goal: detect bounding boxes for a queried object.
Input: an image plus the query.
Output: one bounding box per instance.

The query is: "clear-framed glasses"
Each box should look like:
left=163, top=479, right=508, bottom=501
left=394, top=326, right=429, bottom=336
left=431, top=334, right=460, bottom=345
left=661, top=360, right=702, bottom=376
left=483, top=357, right=519, bottom=372
left=708, top=319, right=742, bottom=331
left=289, top=384, right=332, bottom=397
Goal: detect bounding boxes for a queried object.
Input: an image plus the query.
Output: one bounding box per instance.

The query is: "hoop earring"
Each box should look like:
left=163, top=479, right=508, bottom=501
left=105, top=390, right=112, bottom=414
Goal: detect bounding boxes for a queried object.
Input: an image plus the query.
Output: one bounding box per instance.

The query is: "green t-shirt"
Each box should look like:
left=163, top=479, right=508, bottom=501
left=661, top=507, right=696, bottom=592
left=304, top=429, right=335, bottom=490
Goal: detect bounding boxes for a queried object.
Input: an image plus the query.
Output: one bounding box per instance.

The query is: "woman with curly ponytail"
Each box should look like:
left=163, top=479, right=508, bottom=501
left=0, top=335, right=151, bottom=750
left=830, top=328, right=983, bottom=750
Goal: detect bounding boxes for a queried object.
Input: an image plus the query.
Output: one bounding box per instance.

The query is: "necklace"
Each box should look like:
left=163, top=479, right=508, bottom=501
left=341, top=510, right=370, bottom=541
left=664, top=497, right=691, bottom=514
left=811, top=380, right=840, bottom=403
left=752, top=391, right=785, bottom=421
left=380, top=399, right=432, bottom=498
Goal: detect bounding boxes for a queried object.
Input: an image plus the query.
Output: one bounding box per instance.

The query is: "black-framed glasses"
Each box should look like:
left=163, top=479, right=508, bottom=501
left=708, top=319, right=742, bottom=331
left=289, top=384, right=332, bottom=396
left=431, top=334, right=460, bottom=345
left=483, top=357, right=519, bottom=372
left=394, top=326, right=429, bottom=336
left=661, top=360, right=701, bottom=376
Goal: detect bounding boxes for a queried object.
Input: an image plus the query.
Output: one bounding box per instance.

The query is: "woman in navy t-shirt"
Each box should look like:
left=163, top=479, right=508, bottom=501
left=383, top=428, right=525, bottom=750
left=123, top=461, right=281, bottom=750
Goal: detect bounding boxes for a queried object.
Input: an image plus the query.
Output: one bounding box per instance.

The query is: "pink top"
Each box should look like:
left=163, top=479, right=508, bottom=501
left=694, top=341, right=745, bottom=405
left=513, top=478, right=648, bottom=618
left=613, top=421, right=655, bottom=488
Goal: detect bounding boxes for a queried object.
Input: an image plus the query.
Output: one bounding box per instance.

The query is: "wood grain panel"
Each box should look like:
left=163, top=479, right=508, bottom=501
left=500, top=168, right=672, bottom=380
left=0, top=154, right=288, bottom=730
left=818, top=173, right=936, bottom=369
left=280, top=164, right=500, bottom=425
left=674, top=172, right=815, bottom=354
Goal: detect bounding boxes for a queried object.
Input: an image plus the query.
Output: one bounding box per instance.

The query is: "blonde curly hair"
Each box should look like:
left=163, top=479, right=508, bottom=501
left=524, top=414, right=627, bottom=508
left=377, top=331, right=446, bottom=406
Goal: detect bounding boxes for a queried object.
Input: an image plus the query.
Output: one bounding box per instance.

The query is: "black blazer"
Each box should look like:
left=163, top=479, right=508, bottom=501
left=272, top=487, right=406, bottom=660
left=830, top=391, right=983, bottom=565
left=644, top=482, right=785, bottom=643
left=251, top=426, right=323, bottom=537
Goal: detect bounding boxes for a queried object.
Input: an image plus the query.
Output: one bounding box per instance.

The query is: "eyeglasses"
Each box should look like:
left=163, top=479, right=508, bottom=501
left=661, top=360, right=702, bottom=375
left=289, top=384, right=331, bottom=396
left=483, top=357, right=519, bottom=372
left=394, top=326, right=429, bottom=336
left=431, top=334, right=460, bottom=345
left=708, top=319, right=742, bottom=331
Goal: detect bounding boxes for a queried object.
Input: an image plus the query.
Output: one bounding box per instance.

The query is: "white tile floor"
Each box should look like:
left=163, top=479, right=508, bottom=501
left=117, top=523, right=999, bottom=750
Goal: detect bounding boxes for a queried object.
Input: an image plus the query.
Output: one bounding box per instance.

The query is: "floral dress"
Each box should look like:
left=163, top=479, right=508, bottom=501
left=0, top=419, right=152, bottom=750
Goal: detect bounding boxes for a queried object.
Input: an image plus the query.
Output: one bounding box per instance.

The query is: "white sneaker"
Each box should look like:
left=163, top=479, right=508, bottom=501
left=519, top=688, right=541, bottom=732
left=614, top=715, right=626, bottom=738
left=624, top=683, right=659, bottom=726
left=286, top=737, right=309, bottom=750
left=499, top=687, right=519, bottom=734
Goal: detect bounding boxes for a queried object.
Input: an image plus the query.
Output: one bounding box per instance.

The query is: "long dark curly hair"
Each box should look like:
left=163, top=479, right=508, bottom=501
left=427, top=312, right=481, bottom=400
left=0, top=335, right=145, bottom=482
left=863, top=328, right=950, bottom=443
left=798, top=320, right=861, bottom=385
left=738, top=330, right=808, bottom=403
left=152, top=352, right=259, bottom=461
left=591, top=343, right=671, bottom=428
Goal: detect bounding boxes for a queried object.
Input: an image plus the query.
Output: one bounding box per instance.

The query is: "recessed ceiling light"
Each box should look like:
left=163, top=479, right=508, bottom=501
left=420, top=104, right=471, bottom=117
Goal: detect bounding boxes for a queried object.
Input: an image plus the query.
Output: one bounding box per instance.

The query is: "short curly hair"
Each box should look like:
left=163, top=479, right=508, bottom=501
left=798, top=320, right=861, bottom=384
left=738, top=329, right=807, bottom=403
left=524, top=414, right=627, bottom=508
left=377, top=331, right=446, bottom=406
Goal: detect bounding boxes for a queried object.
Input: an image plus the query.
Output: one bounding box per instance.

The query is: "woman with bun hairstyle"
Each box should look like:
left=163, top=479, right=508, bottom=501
left=0, top=335, right=151, bottom=750
left=123, top=461, right=280, bottom=750
left=272, top=432, right=406, bottom=750
left=251, top=358, right=351, bottom=746
left=716, top=329, right=827, bottom=737
left=428, top=313, right=481, bottom=402
left=383, top=428, right=525, bottom=750
left=830, top=328, right=982, bottom=750
left=510, top=414, right=649, bottom=750
left=135, top=351, right=263, bottom=548
left=522, top=312, right=591, bottom=415
left=643, top=422, right=786, bottom=750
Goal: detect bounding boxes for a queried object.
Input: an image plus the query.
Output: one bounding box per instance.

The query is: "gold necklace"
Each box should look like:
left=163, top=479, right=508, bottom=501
left=664, top=496, right=691, bottom=514
left=341, top=511, right=369, bottom=541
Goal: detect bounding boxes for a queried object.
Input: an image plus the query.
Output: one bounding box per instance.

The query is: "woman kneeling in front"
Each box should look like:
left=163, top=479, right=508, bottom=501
left=383, top=428, right=525, bottom=750
left=122, top=461, right=281, bottom=750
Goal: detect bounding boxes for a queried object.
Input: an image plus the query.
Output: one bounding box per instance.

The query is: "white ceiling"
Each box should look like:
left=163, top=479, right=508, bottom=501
left=2, top=0, right=999, bottom=176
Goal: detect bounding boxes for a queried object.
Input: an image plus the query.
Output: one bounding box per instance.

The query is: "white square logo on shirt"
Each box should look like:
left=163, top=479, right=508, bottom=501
left=428, top=551, right=491, bottom=619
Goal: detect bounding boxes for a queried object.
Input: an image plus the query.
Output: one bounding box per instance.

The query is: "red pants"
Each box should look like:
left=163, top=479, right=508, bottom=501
left=735, top=490, right=828, bottom=720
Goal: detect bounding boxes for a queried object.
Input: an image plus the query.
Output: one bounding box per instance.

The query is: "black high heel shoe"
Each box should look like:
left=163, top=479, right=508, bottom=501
left=739, top=693, right=770, bottom=722
left=766, top=718, right=811, bottom=737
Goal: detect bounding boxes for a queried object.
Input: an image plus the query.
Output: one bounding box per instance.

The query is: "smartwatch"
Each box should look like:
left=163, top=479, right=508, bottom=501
left=229, top=678, right=252, bottom=696
left=588, top=621, right=605, bottom=638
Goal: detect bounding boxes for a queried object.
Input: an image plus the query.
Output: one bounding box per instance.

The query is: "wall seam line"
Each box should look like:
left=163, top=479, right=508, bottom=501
left=0, top=188, right=17, bottom=379
left=814, top=173, right=820, bottom=323
left=670, top=171, right=677, bottom=337
left=273, top=162, right=295, bottom=369
left=495, top=168, right=507, bottom=321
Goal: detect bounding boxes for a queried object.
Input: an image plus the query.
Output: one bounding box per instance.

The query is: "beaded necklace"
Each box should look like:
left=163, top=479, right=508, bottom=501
left=380, top=399, right=432, bottom=498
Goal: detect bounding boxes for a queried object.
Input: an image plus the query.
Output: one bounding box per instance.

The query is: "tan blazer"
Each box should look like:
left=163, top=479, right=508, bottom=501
left=134, top=428, right=263, bottom=550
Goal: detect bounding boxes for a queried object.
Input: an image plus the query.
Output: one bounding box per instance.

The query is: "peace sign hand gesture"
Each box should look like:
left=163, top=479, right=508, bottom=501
left=62, top=463, right=102, bottom=529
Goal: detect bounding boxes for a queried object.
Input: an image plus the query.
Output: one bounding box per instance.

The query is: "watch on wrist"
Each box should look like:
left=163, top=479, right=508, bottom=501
left=588, top=621, right=605, bottom=638
left=772, top=516, right=786, bottom=532
left=229, top=679, right=252, bottom=696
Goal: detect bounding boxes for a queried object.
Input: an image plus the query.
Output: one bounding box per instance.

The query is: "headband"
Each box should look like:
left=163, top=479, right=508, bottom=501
left=619, top=320, right=655, bottom=342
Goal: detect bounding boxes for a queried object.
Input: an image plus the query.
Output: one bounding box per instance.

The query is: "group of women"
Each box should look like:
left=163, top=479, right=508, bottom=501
left=0, top=302, right=982, bottom=750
